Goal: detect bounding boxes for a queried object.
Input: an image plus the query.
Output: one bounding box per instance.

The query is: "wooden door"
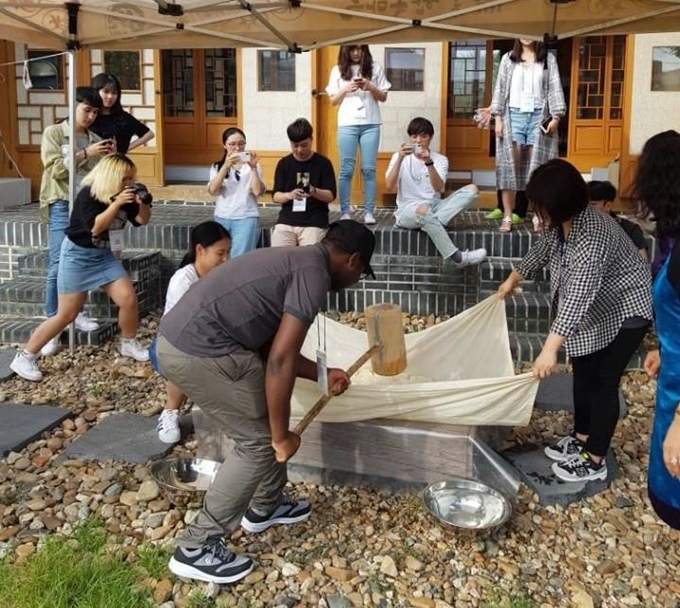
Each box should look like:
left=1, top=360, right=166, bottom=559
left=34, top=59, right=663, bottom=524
left=567, top=35, right=627, bottom=169
left=161, top=48, right=240, bottom=166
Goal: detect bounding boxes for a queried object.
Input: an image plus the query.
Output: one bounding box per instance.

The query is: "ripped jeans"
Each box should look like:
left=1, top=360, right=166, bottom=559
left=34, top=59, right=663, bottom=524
left=395, top=186, right=478, bottom=259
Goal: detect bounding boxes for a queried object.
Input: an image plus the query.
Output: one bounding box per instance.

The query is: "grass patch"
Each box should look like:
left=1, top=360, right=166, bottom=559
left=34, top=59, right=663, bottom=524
left=137, top=542, right=172, bottom=579
left=0, top=517, right=154, bottom=608
left=482, top=592, right=537, bottom=608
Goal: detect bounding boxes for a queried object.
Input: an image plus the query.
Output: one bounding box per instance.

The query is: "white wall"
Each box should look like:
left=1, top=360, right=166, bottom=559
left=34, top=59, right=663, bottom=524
left=240, top=43, right=445, bottom=153
left=241, top=49, right=313, bottom=150
left=630, top=33, right=680, bottom=154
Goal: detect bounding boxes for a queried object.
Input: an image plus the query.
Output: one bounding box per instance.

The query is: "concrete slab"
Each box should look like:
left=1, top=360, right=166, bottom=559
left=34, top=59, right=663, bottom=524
left=503, top=443, right=619, bottom=507
left=0, top=347, right=17, bottom=382
left=64, top=412, right=191, bottom=464
left=0, top=402, right=72, bottom=456
left=535, top=374, right=627, bottom=418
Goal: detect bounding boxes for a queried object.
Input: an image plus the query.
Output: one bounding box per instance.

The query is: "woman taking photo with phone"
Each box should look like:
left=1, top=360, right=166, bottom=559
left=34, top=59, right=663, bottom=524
left=490, top=38, right=565, bottom=233
left=90, top=73, right=155, bottom=154
left=326, top=44, right=391, bottom=225
left=10, top=154, right=152, bottom=382
left=208, top=127, right=265, bottom=258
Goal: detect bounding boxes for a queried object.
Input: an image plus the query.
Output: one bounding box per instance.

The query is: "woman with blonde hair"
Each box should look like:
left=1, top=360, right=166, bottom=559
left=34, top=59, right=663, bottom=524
left=11, top=154, right=152, bottom=382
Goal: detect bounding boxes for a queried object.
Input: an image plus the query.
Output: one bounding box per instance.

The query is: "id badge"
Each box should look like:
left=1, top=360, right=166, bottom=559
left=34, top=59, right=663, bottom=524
left=520, top=91, right=534, bottom=113
left=109, top=229, right=125, bottom=258
left=293, top=197, right=307, bottom=212
left=354, top=103, right=367, bottom=119
left=316, top=349, right=329, bottom=395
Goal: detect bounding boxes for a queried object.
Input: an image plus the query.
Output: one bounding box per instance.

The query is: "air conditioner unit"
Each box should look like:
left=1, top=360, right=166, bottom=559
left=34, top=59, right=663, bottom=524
left=0, top=178, right=31, bottom=209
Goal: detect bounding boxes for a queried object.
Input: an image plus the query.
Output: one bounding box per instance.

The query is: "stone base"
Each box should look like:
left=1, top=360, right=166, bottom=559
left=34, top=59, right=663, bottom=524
left=503, top=443, right=619, bottom=507
left=286, top=419, right=519, bottom=499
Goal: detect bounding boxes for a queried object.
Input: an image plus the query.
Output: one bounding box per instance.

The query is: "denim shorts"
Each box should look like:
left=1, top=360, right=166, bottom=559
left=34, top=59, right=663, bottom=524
left=148, top=336, right=161, bottom=375
left=509, top=108, right=542, bottom=146
left=57, top=238, right=127, bottom=293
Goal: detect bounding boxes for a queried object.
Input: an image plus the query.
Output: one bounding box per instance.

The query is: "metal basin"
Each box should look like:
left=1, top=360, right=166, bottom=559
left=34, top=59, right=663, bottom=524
left=422, top=477, right=512, bottom=529
left=150, top=457, right=220, bottom=493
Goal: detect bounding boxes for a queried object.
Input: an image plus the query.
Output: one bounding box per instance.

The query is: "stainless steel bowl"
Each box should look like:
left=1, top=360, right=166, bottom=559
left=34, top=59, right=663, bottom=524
left=422, top=477, right=513, bottom=529
left=149, top=457, right=221, bottom=493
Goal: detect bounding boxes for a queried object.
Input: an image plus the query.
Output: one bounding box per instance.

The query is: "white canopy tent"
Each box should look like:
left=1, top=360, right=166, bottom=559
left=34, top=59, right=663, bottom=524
left=0, top=0, right=679, bottom=53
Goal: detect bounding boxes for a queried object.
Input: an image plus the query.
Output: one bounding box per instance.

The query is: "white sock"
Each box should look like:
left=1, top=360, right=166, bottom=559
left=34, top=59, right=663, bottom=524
left=22, top=349, right=36, bottom=360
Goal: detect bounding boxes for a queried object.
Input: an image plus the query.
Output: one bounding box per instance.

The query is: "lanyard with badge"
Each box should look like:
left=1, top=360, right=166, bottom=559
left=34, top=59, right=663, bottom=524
left=316, top=313, right=329, bottom=395
left=109, top=228, right=125, bottom=258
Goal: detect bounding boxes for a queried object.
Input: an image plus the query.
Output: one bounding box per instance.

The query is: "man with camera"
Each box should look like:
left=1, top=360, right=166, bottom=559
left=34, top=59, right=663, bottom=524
left=386, top=116, right=487, bottom=266
left=270, top=118, right=337, bottom=247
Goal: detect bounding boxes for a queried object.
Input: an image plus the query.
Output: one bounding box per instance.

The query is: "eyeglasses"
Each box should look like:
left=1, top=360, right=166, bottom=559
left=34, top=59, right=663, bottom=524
left=359, top=269, right=372, bottom=281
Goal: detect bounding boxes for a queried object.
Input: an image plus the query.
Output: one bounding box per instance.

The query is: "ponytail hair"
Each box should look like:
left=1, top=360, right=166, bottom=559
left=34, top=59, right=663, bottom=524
left=179, top=221, right=231, bottom=268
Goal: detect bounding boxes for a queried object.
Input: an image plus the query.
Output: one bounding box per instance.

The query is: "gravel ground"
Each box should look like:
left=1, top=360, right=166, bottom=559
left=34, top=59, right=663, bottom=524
left=0, top=314, right=678, bottom=608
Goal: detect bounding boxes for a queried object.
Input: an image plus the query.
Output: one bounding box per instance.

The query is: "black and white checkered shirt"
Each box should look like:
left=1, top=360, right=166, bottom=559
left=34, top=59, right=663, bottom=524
left=517, top=206, right=653, bottom=357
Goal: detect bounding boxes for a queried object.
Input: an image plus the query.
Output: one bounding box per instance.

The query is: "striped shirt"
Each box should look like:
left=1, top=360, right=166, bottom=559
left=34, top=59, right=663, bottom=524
left=517, top=206, right=653, bottom=357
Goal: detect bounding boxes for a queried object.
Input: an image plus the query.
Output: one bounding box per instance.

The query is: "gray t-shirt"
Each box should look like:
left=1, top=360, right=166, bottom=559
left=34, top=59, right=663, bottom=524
left=159, top=243, right=331, bottom=357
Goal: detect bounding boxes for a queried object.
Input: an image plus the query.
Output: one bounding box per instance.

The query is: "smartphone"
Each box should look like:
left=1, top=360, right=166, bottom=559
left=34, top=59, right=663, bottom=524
left=540, top=117, right=553, bottom=134
left=402, top=143, right=414, bottom=154
left=413, top=144, right=423, bottom=154
left=238, top=151, right=251, bottom=162
left=352, top=76, right=363, bottom=83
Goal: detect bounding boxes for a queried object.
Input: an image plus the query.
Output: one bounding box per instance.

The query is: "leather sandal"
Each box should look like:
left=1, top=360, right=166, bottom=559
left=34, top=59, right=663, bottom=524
left=499, top=217, right=512, bottom=233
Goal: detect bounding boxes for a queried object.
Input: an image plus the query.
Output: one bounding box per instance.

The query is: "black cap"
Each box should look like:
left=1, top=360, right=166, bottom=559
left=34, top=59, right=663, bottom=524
left=326, top=220, right=376, bottom=279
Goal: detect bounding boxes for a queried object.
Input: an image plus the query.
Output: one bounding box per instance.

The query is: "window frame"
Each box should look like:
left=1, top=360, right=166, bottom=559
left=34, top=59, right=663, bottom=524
left=103, top=50, right=142, bottom=92
left=257, top=49, right=296, bottom=92
left=384, top=47, right=425, bottom=92
left=26, top=49, right=65, bottom=92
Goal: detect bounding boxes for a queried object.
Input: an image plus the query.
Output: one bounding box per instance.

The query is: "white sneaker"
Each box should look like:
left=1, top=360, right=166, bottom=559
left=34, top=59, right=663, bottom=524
left=40, top=337, right=60, bottom=357
left=364, top=212, right=376, bottom=225
left=120, top=338, right=149, bottom=362
left=340, top=213, right=352, bottom=221
left=75, top=312, right=99, bottom=332
left=157, top=409, right=181, bottom=444
left=453, top=248, right=487, bottom=267
left=10, top=351, right=42, bottom=382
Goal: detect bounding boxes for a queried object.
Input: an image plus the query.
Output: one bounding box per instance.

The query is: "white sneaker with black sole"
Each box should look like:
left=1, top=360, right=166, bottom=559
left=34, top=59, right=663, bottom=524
left=552, top=452, right=607, bottom=482
left=364, top=212, right=376, bottom=225
left=544, top=434, right=584, bottom=461
left=241, top=496, right=311, bottom=533
left=168, top=537, right=253, bottom=584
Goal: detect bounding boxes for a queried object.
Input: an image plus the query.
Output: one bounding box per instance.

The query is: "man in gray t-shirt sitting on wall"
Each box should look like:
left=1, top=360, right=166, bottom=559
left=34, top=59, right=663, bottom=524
left=157, top=220, right=376, bottom=585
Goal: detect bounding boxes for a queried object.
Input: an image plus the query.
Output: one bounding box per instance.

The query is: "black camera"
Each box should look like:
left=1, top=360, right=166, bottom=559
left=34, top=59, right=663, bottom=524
left=131, top=182, right=153, bottom=206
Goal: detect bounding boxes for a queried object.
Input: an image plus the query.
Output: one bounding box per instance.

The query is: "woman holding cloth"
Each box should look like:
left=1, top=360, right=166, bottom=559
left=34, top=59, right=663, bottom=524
left=498, top=159, right=652, bottom=482
left=326, top=44, right=391, bottom=225
left=10, top=154, right=151, bottom=382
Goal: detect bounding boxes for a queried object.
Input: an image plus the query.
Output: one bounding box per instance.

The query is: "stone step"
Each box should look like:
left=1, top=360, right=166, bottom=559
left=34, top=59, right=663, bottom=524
left=0, top=315, right=118, bottom=346
left=479, top=258, right=550, bottom=293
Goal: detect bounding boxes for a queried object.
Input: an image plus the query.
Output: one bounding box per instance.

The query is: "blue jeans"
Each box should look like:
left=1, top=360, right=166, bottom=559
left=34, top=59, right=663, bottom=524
left=46, top=200, right=70, bottom=317
left=215, top=216, right=260, bottom=258
left=396, top=186, right=479, bottom=259
left=337, top=124, right=380, bottom=214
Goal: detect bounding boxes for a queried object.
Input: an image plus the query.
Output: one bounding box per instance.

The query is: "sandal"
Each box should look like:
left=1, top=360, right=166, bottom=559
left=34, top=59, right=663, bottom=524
left=499, top=217, right=512, bottom=233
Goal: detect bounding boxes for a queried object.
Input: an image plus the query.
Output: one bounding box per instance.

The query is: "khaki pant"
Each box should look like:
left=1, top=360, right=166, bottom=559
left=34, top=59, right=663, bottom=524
left=156, top=336, right=287, bottom=548
left=270, top=224, right=327, bottom=247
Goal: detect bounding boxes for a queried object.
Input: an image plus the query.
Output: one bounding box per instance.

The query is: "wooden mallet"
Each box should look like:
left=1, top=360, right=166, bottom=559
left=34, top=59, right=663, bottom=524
left=275, top=303, right=407, bottom=462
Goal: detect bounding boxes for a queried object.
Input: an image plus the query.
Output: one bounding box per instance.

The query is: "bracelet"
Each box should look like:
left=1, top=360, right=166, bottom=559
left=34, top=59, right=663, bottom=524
left=424, top=160, right=434, bottom=167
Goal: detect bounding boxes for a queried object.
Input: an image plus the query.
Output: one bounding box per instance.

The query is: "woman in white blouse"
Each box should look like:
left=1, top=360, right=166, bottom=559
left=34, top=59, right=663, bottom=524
left=326, top=45, right=391, bottom=225
left=208, top=127, right=266, bottom=257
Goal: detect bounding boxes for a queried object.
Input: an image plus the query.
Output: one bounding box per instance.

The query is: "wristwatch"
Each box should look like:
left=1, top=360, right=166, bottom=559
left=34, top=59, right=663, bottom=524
left=424, top=160, right=434, bottom=167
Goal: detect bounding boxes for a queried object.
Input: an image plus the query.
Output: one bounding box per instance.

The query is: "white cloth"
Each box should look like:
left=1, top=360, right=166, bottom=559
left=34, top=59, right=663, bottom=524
left=209, top=163, right=263, bottom=219
left=508, top=61, right=544, bottom=111
left=386, top=151, right=449, bottom=217
left=325, top=62, right=391, bottom=127
left=292, top=296, right=538, bottom=427
left=163, top=263, right=199, bottom=315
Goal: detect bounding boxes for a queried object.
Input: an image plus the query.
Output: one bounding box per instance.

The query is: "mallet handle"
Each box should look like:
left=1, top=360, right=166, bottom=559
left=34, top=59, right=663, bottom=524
left=292, top=344, right=380, bottom=436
